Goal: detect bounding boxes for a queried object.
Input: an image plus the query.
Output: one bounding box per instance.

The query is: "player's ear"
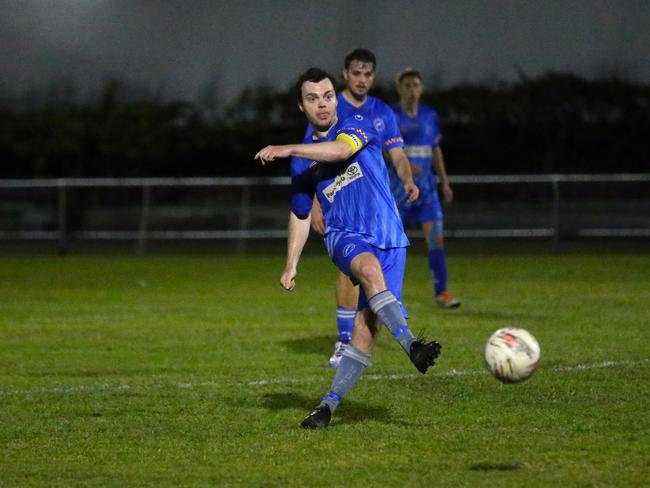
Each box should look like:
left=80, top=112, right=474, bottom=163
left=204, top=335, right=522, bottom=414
left=298, top=101, right=304, bottom=113
left=341, top=68, right=348, bottom=81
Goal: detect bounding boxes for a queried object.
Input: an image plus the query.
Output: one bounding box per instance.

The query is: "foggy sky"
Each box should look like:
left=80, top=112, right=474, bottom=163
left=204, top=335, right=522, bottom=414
left=1, top=0, right=649, bottom=106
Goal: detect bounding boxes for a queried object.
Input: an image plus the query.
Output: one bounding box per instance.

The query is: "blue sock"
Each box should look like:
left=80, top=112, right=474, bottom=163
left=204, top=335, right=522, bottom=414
left=336, top=307, right=355, bottom=343
left=320, top=345, right=371, bottom=412
left=368, top=290, right=416, bottom=354
left=428, top=247, right=448, bottom=296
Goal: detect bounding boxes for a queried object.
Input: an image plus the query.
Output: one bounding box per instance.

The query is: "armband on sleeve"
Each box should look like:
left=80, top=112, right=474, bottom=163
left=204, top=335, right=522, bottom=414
left=336, top=132, right=364, bottom=155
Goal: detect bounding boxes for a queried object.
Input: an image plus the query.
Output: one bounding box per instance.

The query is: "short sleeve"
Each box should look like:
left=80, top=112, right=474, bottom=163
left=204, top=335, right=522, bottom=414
left=380, top=107, right=404, bottom=151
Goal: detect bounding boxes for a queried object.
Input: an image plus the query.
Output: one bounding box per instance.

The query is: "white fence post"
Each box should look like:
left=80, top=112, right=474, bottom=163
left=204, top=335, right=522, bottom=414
left=551, top=175, right=561, bottom=253
left=237, top=185, right=252, bottom=254
left=57, top=179, right=67, bottom=255
left=137, top=184, right=152, bottom=254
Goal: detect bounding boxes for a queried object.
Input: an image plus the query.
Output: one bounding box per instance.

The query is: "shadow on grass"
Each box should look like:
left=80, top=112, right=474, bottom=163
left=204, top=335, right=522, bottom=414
left=262, top=391, right=316, bottom=411
left=282, top=334, right=337, bottom=356
left=262, top=391, right=413, bottom=427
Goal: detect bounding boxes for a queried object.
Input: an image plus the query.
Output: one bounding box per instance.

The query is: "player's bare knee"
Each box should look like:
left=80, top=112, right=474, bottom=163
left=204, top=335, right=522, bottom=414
left=357, top=262, right=383, bottom=287
left=428, top=228, right=444, bottom=249
left=351, top=254, right=379, bottom=280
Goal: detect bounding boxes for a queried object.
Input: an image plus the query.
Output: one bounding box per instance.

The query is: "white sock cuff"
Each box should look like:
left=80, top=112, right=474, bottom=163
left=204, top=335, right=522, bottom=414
left=368, top=290, right=397, bottom=314
left=341, top=345, right=372, bottom=367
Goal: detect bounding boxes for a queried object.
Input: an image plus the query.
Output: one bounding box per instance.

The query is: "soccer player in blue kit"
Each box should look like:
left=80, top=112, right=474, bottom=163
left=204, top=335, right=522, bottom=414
left=391, top=68, right=461, bottom=308
left=306, top=48, right=416, bottom=369
left=255, top=68, right=442, bottom=428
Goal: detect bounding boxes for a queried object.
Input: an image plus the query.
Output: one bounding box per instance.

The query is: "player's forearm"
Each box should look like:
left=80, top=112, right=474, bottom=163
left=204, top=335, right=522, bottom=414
left=289, top=140, right=353, bottom=163
left=433, top=147, right=449, bottom=185
left=390, top=148, right=415, bottom=185
left=285, top=211, right=311, bottom=270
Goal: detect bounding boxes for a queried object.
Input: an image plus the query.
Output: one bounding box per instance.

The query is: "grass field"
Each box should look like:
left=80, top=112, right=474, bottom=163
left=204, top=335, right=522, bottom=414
left=1, top=247, right=649, bottom=487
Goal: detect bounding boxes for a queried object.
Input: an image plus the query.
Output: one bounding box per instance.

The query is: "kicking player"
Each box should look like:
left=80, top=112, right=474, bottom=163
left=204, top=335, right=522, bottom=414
left=302, top=48, right=415, bottom=369
left=255, top=67, right=441, bottom=428
left=391, top=68, right=460, bottom=308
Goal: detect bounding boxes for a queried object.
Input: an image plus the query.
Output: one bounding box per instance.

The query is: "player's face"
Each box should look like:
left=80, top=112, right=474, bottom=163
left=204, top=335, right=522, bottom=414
left=397, top=75, right=423, bottom=105
left=343, top=60, right=376, bottom=100
left=299, top=78, right=337, bottom=131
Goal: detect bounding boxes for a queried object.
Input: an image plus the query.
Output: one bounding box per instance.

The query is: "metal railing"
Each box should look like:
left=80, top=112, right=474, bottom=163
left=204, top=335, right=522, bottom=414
left=1, top=174, right=649, bottom=253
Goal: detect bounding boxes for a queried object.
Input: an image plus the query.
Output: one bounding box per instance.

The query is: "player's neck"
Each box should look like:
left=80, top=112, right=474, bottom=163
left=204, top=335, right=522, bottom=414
left=342, top=88, right=367, bottom=108
left=400, top=100, right=418, bottom=117
left=312, top=114, right=338, bottom=139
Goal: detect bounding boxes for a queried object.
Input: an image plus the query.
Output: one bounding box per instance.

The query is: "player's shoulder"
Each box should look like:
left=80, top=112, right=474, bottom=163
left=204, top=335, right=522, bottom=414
left=418, top=103, right=439, bottom=118
left=390, top=102, right=405, bottom=117
left=337, top=112, right=378, bottom=144
left=301, top=129, right=314, bottom=144
left=367, top=95, right=393, bottom=113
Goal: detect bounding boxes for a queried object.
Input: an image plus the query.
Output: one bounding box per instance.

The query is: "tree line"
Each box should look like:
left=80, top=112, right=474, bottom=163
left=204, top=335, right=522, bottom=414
left=1, top=73, right=648, bottom=178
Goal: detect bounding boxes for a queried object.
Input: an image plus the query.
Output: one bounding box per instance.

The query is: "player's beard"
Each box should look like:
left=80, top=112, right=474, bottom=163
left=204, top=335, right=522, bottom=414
left=349, top=87, right=367, bottom=102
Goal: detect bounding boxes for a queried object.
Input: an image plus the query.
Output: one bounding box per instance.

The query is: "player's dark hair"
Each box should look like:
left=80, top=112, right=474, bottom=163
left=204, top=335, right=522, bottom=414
left=344, top=48, right=376, bottom=71
left=295, top=67, right=337, bottom=103
left=396, top=67, right=422, bottom=84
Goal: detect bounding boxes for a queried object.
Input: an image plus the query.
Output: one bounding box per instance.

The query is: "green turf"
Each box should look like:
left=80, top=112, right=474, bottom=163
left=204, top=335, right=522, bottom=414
left=1, top=251, right=649, bottom=487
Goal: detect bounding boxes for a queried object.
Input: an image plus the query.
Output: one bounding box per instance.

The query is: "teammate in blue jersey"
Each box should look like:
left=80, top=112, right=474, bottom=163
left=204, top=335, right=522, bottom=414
left=304, top=48, right=416, bottom=369
left=391, top=68, right=461, bottom=309
left=255, top=67, right=441, bottom=428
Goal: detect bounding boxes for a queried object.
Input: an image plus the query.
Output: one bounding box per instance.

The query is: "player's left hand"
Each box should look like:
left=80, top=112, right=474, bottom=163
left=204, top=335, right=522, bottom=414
left=255, top=145, right=293, bottom=165
left=404, top=181, right=419, bottom=203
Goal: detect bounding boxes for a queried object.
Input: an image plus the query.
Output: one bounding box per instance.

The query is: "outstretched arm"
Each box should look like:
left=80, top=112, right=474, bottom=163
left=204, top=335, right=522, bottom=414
left=255, top=140, right=353, bottom=165
left=387, top=146, right=419, bottom=203
left=280, top=212, right=312, bottom=291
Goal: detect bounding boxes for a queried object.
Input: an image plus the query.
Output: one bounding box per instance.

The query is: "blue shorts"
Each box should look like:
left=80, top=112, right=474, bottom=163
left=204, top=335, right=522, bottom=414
left=325, top=232, right=408, bottom=316
left=399, top=191, right=443, bottom=229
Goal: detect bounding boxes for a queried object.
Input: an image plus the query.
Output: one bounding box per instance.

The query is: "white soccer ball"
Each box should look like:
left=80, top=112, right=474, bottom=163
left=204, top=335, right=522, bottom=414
left=484, top=327, right=540, bottom=383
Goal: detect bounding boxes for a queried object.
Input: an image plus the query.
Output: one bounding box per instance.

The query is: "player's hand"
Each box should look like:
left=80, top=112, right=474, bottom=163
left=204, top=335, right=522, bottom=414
left=255, top=145, right=293, bottom=165
left=404, top=181, right=419, bottom=203
left=441, top=183, right=453, bottom=204
left=280, top=267, right=297, bottom=291
left=310, top=204, right=325, bottom=236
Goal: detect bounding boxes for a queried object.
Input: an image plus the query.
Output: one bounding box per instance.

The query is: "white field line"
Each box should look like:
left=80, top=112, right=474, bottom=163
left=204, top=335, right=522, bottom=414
left=1, top=358, right=648, bottom=398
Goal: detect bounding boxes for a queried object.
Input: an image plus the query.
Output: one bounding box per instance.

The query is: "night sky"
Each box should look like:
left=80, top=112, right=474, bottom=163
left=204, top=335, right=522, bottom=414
left=2, top=0, right=649, bottom=105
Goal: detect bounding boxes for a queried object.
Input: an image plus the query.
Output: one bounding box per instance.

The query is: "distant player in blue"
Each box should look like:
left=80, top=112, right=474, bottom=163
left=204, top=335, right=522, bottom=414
left=391, top=68, right=461, bottom=308
left=255, top=67, right=441, bottom=428
left=306, top=49, right=416, bottom=368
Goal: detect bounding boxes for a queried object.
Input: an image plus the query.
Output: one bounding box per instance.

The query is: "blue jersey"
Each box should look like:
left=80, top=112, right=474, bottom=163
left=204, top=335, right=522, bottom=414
left=290, top=113, right=409, bottom=250
left=336, top=93, right=405, bottom=152
left=389, top=103, right=443, bottom=207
